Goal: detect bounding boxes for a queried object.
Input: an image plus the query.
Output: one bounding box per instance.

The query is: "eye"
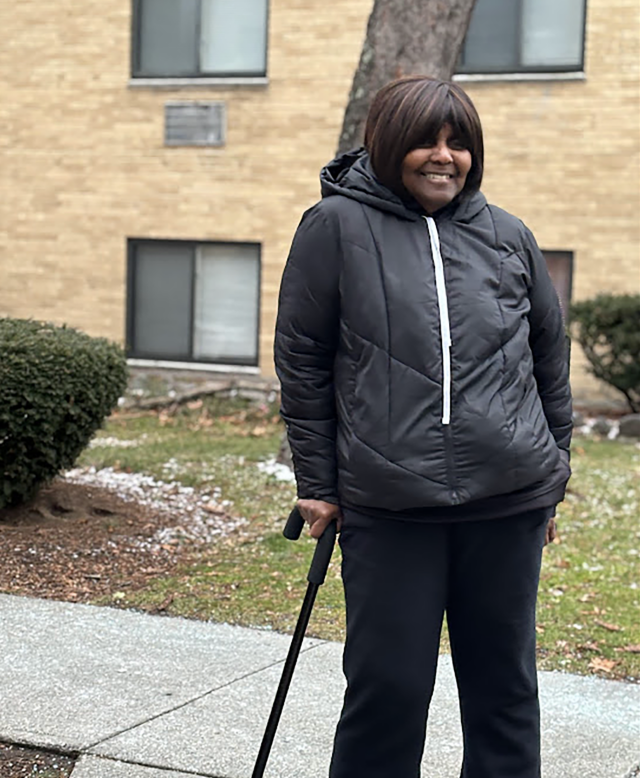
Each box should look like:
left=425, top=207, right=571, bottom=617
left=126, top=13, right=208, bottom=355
left=448, top=138, right=469, bottom=151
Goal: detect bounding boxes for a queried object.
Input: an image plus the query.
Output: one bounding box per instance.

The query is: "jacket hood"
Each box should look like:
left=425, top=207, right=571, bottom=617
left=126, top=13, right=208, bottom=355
left=319, top=147, right=487, bottom=223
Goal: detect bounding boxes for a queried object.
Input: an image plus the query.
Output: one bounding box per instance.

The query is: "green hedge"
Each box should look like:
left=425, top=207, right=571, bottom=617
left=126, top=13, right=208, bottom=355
left=0, top=319, right=128, bottom=509
left=571, top=294, right=640, bottom=413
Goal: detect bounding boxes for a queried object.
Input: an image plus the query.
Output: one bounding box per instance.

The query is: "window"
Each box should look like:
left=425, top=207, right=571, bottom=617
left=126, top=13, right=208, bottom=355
left=132, top=0, right=269, bottom=78
left=544, top=251, right=573, bottom=320
left=127, top=240, right=260, bottom=365
left=458, top=0, right=586, bottom=74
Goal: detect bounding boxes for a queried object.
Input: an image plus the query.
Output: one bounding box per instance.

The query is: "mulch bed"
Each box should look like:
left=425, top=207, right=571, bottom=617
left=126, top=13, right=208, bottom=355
left=0, top=742, right=75, bottom=777
left=0, top=479, right=189, bottom=604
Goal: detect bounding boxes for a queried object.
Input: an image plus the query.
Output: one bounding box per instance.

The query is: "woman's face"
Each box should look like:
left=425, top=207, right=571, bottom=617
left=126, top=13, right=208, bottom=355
left=400, top=124, right=472, bottom=214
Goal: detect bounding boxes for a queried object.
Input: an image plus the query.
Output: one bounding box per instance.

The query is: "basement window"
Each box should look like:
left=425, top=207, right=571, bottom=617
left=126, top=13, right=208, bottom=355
left=127, top=240, right=260, bottom=366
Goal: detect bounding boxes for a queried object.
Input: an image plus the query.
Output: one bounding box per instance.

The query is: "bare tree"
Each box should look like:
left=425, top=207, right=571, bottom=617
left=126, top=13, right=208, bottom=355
left=338, top=0, right=478, bottom=154
left=277, top=0, right=478, bottom=468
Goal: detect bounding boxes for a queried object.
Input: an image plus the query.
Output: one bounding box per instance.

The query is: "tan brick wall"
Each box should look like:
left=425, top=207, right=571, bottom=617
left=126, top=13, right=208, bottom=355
left=1, top=0, right=638, bottom=404
left=0, top=0, right=371, bottom=357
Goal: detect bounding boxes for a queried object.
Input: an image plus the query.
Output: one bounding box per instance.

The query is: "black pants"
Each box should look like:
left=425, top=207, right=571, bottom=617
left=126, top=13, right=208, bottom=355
left=328, top=509, right=549, bottom=778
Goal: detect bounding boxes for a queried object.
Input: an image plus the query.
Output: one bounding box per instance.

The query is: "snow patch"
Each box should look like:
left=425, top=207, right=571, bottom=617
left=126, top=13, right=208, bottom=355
left=88, top=436, right=146, bottom=449
left=63, top=466, right=246, bottom=547
left=256, top=458, right=296, bottom=483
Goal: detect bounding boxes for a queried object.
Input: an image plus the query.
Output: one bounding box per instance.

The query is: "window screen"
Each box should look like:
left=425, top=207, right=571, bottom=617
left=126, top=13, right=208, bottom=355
left=194, top=244, right=260, bottom=362
left=521, top=0, right=585, bottom=68
left=200, top=0, right=268, bottom=75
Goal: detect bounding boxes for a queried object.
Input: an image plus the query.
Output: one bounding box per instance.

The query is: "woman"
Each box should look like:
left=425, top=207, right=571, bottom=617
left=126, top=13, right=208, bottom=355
left=274, top=76, right=572, bottom=778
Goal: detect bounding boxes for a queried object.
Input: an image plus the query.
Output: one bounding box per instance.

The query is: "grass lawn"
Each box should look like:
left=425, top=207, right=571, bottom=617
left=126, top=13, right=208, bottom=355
left=78, top=397, right=640, bottom=682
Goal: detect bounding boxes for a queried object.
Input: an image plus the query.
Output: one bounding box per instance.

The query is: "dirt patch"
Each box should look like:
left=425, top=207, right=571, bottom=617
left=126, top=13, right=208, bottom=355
left=0, top=742, right=75, bottom=777
left=0, top=474, right=231, bottom=605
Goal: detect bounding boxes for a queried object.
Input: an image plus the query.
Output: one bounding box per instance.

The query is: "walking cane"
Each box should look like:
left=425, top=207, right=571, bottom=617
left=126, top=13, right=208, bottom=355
left=251, top=506, right=338, bottom=778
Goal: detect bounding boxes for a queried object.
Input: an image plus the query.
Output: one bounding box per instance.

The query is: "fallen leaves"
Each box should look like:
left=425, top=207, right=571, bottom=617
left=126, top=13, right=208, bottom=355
left=595, top=620, right=624, bottom=632
left=189, top=407, right=214, bottom=431
left=577, top=641, right=601, bottom=653
left=588, top=657, right=618, bottom=673
left=581, top=605, right=606, bottom=616
left=151, top=593, right=175, bottom=613
left=202, top=502, right=226, bottom=515
left=158, top=410, right=176, bottom=427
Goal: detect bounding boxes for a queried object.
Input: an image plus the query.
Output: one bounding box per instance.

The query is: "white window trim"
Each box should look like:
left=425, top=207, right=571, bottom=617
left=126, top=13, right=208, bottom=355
left=128, top=358, right=260, bottom=374
left=129, top=77, right=268, bottom=89
left=454, top=71, right=585, bottom=83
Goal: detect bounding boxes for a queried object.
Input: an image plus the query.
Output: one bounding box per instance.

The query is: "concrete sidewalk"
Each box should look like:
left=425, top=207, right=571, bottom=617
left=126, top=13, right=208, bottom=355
left=0, top=593, right=638, bottom=778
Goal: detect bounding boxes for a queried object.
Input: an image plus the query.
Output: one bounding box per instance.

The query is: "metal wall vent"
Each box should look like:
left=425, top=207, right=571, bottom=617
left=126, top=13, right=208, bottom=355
left=164, top=102, right=226, bottom=147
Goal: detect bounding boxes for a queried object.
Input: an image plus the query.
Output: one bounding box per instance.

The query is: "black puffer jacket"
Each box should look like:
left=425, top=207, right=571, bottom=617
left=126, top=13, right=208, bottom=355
left=275, top=148, right=572, bottom=512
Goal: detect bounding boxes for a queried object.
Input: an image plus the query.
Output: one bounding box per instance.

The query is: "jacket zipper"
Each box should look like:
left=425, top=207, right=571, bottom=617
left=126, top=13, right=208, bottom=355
left=424, top=216, right=451, bottom=425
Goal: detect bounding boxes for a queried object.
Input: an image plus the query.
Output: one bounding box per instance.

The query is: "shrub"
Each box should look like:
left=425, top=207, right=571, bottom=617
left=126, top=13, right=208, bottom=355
left=0, top=319, right=128, bottom=508
left=571, top=294, right=640, bottom=412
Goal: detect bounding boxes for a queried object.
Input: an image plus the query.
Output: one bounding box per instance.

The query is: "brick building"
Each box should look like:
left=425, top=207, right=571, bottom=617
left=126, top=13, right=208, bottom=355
left=1, top=0, right=638, bottom=402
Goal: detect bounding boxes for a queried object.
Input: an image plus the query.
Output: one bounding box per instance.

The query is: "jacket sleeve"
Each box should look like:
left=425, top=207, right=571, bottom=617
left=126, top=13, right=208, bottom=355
left=523, top=226, right=573, bottom=454
left=274, top=205, right=341, bottom=503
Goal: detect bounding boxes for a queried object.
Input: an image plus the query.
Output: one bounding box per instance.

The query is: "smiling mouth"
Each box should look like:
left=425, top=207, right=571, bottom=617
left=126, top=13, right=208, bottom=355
left=420, top=172, right=455, bottom=180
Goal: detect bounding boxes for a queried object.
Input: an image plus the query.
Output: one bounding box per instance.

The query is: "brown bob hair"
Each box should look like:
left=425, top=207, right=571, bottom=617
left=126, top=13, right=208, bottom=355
left=364, top=75, right=484, bottom=199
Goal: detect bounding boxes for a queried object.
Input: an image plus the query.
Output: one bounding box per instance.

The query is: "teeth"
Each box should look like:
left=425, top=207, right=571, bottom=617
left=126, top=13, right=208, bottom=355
left=423, top=173, right=451, bottom=180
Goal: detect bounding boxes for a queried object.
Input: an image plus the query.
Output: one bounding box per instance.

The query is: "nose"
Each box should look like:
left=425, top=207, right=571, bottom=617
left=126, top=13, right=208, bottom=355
left=431, top=141, right=454, bottom=163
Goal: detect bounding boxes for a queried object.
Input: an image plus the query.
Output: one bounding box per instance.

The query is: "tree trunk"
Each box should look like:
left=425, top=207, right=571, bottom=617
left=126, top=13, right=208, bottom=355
left=338, top=0, right=478, bottom=154
left=277, top=0, right=478, bottom=469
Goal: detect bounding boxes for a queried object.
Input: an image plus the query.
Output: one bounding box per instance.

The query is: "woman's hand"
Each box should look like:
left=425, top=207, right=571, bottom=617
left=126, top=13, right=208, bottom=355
left=297, top=499, right=342, bottom=539
left=544, top=518, right=557, bottom=546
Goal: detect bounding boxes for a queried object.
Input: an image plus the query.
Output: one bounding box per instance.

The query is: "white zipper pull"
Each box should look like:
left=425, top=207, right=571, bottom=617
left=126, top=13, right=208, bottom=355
left=425, top=217, right=452, bottom=425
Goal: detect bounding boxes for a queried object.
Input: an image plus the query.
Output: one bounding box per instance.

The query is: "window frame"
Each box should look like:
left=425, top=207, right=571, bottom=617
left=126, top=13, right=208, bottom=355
left=130, top=0, right=270, bottom=80
left=457, top=0, right=588, bottom=75
left=126, top=238, right=262, bottom=367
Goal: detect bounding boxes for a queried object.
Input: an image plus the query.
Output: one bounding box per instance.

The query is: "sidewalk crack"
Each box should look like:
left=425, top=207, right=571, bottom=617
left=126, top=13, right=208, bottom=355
left=85, top=640, right=327, bottom=751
